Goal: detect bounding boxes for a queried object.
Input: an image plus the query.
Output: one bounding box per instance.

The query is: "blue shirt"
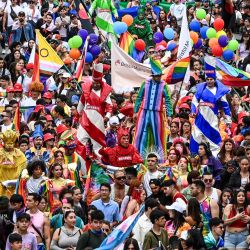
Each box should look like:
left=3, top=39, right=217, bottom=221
left=91, top=199, right=120, bottom=223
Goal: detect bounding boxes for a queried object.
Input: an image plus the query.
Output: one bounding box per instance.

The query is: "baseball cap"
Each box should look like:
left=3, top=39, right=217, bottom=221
left=109, top=116, right=119, bottom=126
left=44, top=133, right=55, bottom=142
left=6, top=87, right=14, bottom=93
left=43, top=92, right=52, bottom=99
left=26, top=63, right=34, bottom=70
left=179, top=103, right=191, bottom=110
left=149, top=179, right=161, bottom=186
left=45, top=115, right=53, bottom=121
left=14, top=83, right=23, bottom=92
left=166, top=199, right=187, bottom=213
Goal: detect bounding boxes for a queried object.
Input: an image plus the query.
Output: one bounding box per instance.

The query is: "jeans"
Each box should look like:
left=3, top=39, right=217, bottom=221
left=37, top=244, right=45, bottom=250
left=224, top=230, right=248, bottom=249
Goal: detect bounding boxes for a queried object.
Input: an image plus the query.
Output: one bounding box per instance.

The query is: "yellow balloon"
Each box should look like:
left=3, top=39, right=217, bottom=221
left=216, top=30, right=226, bottom=38
left=222, top=46, right=228, bottom=51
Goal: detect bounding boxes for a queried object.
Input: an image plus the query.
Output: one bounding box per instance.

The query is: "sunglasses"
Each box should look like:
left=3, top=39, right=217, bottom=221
left=204, top=179, right=213, bottom=183
left=102, top=228, right=110, bottom=232
left=116, top=176, right=126, bottom=180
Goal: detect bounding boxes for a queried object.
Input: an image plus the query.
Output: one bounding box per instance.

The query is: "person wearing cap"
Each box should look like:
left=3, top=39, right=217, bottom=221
left=13, top=83, right=28, bottom=106
left=17, top=63, right=34, bottom=96
left=165, top=199, right=190, bottom=238
left=66, top=78, right=81, bottom=106
left=58, top=72, right=71, bottom=95
left=134, top=58, right=173, bottom=161
left=55, top=7, right=70, bottom=41
left=128, top=7, right=153, bottom=46
left=77, top=63, right=113, bottom=155
left=11, top=11, right=34, bottom=43
left=0, top=86, right=15, bottom=105
left=105, top=115, right=120, bottom=148
left=43, top=92, right=53, bottom=105
left=99, top=127, right=143, bottom=168
left=25, top=124, right=50, bottom=163
left=190, top=57, right=231, bottom=157
left=44, top=132, right=56, bottom=152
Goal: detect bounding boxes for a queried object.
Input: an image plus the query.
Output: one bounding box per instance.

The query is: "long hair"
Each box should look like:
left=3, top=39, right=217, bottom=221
left=217, top=138, right=236, bottom=164
left=173, top=210, right=186, bottom=230
left=123, top=238, right=140, bottom=250
left=187, top=198, right=202, bottom=226
left=232, top=189, right=248, bottom=209
left=199, top=142, right=212, bottom=159
left=49, top=163, right=63, bottom=178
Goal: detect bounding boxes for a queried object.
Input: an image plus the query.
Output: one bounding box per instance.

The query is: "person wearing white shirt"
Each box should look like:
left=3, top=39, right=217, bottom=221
left=143, top=153, right=163, bottom=196
left=25, top=0, right=41, bottom=26
left=132, top=198, right=159, bottom=248
left=169, top=0, right=185, bottom=26
left=55, top=7, right=70, bottom=41
left=1, top=110, right=13, bottom=132
left=17, top=63, right=33, bottom=95
left=3, top=0, right=23, bottom=37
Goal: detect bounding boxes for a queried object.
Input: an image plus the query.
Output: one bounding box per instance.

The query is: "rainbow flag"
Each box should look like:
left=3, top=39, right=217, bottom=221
left=119, top=31, right=135, bottom=56
left=96, top=204, right=145, bottom=250
left=13, top=104, right=20, bottom=131
left=163, top=56, right=190, bottom=85
left=216, top=58, right=250, bottom=87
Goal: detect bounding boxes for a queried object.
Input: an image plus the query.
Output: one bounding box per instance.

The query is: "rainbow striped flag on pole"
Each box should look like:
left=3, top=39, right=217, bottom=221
left=163, top=56, right=190, bottom=85
left=119, top=31, right=135, bottom=56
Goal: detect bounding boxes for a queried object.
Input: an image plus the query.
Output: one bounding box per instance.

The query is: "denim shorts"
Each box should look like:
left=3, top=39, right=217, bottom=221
left=224, top=230, right=248, bottom=249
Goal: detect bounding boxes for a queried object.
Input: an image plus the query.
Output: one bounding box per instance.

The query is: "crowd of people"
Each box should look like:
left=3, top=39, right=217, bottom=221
left=0, top=0, right=249, bottom=249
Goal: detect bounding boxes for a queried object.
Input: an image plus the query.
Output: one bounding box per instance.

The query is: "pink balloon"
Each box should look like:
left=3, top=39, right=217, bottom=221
left=79, top=9, right=88, bottom=19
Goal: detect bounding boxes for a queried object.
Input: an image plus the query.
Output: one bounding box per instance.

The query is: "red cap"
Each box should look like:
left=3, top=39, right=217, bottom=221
left=44, top=133, right=55, bottom=142
left=34, top=105, right=44, bottom=113
left=179, top=103, right=191, bottom=110
left=180, top=96, right=192, bottom=104
left=56, top=124, right=68, bottom=135
left=6, top=87, right=15, bottom=93
left=26, top=63, right=34, bottom=70
left=92, top=63, right=103, bottom=82
left=45, top=115, right=53, bottom=121
left=238, top=112, right=248, bottom=125
left=43, top=92, right=52, bottom=99
left=14, top=83, right=23, bottom=92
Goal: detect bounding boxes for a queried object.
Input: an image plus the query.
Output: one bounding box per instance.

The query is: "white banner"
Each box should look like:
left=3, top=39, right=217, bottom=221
left=111, top=42, right=151, bottom=93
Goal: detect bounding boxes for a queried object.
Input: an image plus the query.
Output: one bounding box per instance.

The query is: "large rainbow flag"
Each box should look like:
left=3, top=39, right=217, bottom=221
left=163, top=56, right=190, bottom=85
left=119, top=31, right=135, bottom=56
left=216, top=58, right=250, bottom=87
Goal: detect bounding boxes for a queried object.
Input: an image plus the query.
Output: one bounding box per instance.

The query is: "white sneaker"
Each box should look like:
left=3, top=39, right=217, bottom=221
left=2, top=49, right=5, bottom=54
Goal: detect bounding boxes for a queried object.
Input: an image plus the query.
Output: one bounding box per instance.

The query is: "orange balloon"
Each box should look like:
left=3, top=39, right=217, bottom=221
left=69, top=48, right=81, bottom=60
left=209, top=38, right=219, bottom=48
left=190, top=31, right=199, bottom=44
left=122, top=14, right=134, bottom=26
left=63, top=57, right=72, bottom=65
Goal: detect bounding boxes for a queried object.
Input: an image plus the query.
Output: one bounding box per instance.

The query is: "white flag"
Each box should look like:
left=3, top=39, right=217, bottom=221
left=111, top=42, right=151, bottom=93
left=177, top=5, right=191, bottom=86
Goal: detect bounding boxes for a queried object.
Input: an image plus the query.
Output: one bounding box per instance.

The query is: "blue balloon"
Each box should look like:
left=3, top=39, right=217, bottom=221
left=189, top=20, right=201, bottom=32
left=193, top=38, right=202, bottom=49
left=85, top=52, right=93, bottom=63
left=78, top=29, right=88, bottom=41
left=153, top=32, right=163, bottom=43
left=218, top=35, right=229, bottom=47
left=113, top=21, right=128, bottom=35
left=200, top=26, right=209, bottom=39
left=167, top=41, right=177, bottom=51
left=222, top=50, right=234, bottom=61
left=89, top=45, right=101, bottom=57
left=163, top=28, right=175, bottom=40
left=89, top=33, right=98, bottom=45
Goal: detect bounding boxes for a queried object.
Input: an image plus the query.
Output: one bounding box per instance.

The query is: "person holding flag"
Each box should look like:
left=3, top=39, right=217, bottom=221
left=190, top=57, right=232, bottom=157
left=134, top=58, right=173, bottom=162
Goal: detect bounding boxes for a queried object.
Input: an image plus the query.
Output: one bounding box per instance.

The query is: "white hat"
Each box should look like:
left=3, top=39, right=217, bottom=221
left=62, top=72, right=71, bottom=78
left=180, top=231, right=188, bottom=240
left=109, top=116, right=119, bottom=126
left=166, top=199, right=187, bottom=213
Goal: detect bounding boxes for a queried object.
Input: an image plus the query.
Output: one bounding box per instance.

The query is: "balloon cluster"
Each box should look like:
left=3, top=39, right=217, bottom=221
left=188, top=9, right=239, bottom=61
left=67, top=29, right=102, bottom=63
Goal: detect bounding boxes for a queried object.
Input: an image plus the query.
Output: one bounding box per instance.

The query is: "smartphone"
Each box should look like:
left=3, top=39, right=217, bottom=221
left=238, top=207, right=244, bottom=213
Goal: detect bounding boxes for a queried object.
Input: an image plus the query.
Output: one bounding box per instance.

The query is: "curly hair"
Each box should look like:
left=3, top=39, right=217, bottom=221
left=29, top=81, right=44, bottom=92
left=27, top=160, right=47, bottom=176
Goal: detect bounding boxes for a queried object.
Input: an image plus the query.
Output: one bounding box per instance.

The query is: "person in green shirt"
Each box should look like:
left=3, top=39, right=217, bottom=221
left=143, top=209, right=169, bottom=250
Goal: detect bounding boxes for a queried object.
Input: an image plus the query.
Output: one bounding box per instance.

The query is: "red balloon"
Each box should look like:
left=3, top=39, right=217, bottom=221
left=212, top=45, right=223, bottom=57
left=135, top=39, right=146, bottom=51
left=213, top=18, right=224, bottom=31
left=156, top=40, right=167, bottom=48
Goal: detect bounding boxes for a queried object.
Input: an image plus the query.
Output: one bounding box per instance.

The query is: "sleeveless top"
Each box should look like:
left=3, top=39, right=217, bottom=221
left=199, top=197, right=212, bottom=237
left=58, top=226, right=81, bottom=248
left=27, top=210, right=44, bottom=238
left=209, top=188, right=219, bottom=202
left=228, top=207, right=249, bottom=228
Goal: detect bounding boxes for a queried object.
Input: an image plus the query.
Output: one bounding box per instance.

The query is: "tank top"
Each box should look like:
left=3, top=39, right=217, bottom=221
left=27, top=210, right=44, bottom=238
left=199, top=197, right=212, bottom=237
left=228, top=206, right=249, bottom=228
left=58, top=226, right=81, bottom=248
left=209, top=188, right=219, bottom=202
